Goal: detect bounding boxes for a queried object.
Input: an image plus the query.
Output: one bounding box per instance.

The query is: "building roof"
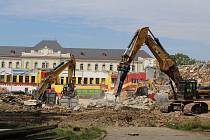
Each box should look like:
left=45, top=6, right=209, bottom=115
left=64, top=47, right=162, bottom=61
left=0, top=40, right=151, bottom=60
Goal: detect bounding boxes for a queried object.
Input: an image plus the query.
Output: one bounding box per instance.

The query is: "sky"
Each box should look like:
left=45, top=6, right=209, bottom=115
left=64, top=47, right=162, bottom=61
left=0, top=0, right=209, bottom=60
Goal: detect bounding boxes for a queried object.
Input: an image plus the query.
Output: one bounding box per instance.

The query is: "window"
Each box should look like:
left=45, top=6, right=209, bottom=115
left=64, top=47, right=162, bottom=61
left=66, top=77, right=68, bottom=84
left=80, top=64, right=83, bottom=71
left=0, top=75, right=4, bottom=82
left=13, top=76, right=17, bottom=82
left=31, top=76, right=35, bottom=83
left=80, top=52, right=85, bottom=56
left=110, top=64, right=113, bottom=71
left=96, top=78, right=100, bottom=84
left=95, top=64, right=98, bottom=71
left=41, top=62, right=49, bottom=69
left=25, top=62, right=29, bottom=69
left=6, top=75, right=11, bottom=82
left=132, top=79, right=136, bottom=83
left=90, top=78, right=94, bottom=84
left=16, top=62, right=20, bottom=69
left=34, top=62, right=38, bottom=69
left=102, top=64, right=105, bottom=71
left=102, top=52, right=107, bottom=56
left=111, top=78, right=115, bottom=84
left=87, top=64, right=91, bottom=71
left=101, top=78, right=106, bottom=84
left=60, top=77, right=64, bottom=84
left=84, top=77, right=88, bottom=84
left=42, top=62, right=45, bottom=68
left=25, top=76, right=29, bottom=83
left=1, top=62, right=5, bottom=68
left=132, top=65, right=135, bottom=72
left=8, top=62, right=12, bottom=68
left=19, top=76, right=23, bottom=83
left=78, top=77, right=82, bottom=84
left=53, top=63, right=57, bottom=68
left=132, top=79, right=140, bottom=83
left=46, top=62, right=49, bottom=68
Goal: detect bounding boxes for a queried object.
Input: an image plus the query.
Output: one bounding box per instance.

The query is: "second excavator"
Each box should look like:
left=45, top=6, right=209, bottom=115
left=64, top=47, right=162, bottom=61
left=115, top=26, right=210, bottom=114
left=24, top=55, right=76, bottom=106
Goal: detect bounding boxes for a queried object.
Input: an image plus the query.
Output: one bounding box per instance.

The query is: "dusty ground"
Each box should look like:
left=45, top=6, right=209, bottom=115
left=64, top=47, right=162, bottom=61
left=104, top=127, right=210, bottom=140
left=0, top=98, right=198, bottom=128
left=0, top=101, right=189, bottom=128
left=1, top=96, right=210, bottom=139
left=59, top=108, right=185, bottom=128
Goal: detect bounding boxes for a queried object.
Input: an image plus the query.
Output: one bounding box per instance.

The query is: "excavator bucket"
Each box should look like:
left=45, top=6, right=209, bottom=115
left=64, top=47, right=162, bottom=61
left=115, top=64, right=130, bottom=97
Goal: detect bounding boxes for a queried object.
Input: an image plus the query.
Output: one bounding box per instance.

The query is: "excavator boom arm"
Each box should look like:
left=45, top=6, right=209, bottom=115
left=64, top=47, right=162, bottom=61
left=36, top=56, right=76, bottom=101
left=115, top=27, right=149, bottom=97
left=115, top=27, right=182, bottom=99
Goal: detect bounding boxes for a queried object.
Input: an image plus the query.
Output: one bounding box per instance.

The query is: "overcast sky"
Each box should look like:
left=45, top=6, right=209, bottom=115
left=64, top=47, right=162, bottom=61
left=0, top=0, right=209, bottom=60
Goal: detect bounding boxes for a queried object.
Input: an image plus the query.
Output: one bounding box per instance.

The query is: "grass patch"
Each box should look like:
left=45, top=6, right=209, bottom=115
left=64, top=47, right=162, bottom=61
left=0, top=122, right=32, bottom=129
left=167, top=118, right=210, bottom=131
left=52, top=126, right=106, bottom=140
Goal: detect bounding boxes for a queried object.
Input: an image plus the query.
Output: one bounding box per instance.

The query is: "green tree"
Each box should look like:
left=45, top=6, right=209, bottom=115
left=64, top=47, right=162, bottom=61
left=171, top=53, right=196, bottom=65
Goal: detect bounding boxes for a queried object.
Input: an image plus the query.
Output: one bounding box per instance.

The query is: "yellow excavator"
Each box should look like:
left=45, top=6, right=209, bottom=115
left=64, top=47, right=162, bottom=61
left=24, top=55, right=76, bottom=106
left=115, top=26, right=210, bottom=114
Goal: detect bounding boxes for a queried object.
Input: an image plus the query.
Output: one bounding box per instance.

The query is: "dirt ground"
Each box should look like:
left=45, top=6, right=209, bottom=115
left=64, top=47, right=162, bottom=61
left=104, top=127, right=210, bottom=140
left=0, top=99, right=199, bottom=128
left=1, top=97, right=210, bottom=139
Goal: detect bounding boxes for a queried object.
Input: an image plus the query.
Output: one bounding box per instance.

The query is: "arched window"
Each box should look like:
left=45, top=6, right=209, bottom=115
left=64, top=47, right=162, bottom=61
left=42, top=62, right=45, bottom=68
left=102, top=64, right=106, bottom=71
left=109, top=64, right=113, bottom=71
left=80, top=64, right=83, bottom=71
left=87, top=64, right=91, bottom=70
left=34, top=62, right=38, bottom=69
left=46, top=62, right=49, bottom=68
left=16, top=62, right=20, bottom=69
left=1, top=62, right=5, bottom=68
left=8, top=62, right=12, bottom=68
left=25, top=62, right=29, bottom=69
left=95, top=64, right=98, bottom=71
left=42, top=62, right=49, bottom=69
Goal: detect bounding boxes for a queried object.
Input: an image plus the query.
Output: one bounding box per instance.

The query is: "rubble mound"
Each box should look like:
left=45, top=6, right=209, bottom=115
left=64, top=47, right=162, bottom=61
left=179, top=63, right=210, bottom=83
left=78, top=95, right=156, bottom=111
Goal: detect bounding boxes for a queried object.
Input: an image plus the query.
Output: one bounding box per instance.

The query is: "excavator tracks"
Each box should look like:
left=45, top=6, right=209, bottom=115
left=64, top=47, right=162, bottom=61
left=160, top=101, right=208, bottom=115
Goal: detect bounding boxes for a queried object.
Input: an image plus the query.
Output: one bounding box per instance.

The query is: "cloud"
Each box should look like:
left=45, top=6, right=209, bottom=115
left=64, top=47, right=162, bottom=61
left=0, top=0, right=210, bottom=44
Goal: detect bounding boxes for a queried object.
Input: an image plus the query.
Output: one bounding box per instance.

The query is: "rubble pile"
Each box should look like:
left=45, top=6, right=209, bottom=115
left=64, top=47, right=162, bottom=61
left=63, top=108, right=186, bottom=128
left=121, top=96, right=156, bottom=110
left=0, top=94, right=32, bottom=105
left=78, top=95, right=156, bottom=111
left=179, top=63, right=210, bottom=83
left=0, top=87, right=9, bottom=93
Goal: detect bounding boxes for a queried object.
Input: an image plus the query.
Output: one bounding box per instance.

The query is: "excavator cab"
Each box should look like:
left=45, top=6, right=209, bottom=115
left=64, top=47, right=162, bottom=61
left=62, top=83, right=76, bottom=97
left=178, top=80, right=197, bottom=100
left=134, top=86, right=148, bottom=97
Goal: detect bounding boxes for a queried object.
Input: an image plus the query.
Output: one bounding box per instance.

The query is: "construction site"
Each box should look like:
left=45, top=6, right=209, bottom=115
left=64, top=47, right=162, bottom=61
left=0, top=1, right=210, bottom=140
left=0, top=26, right=210, bottom=140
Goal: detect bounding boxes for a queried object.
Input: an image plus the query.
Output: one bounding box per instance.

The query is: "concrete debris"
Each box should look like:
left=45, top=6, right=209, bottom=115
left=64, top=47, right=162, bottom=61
left=121, top=96, right=156, bottom=110
left=78, top=95, right=156, bottom=111
left=23, top=99, right=40, bottom=106
left=0, top=87, right=9, bottom=93
left=73, top=105, right=82, bottom=111
left=179, top=63, right=210, bottom=83
left=0, top=95, right=30, bottom=105
left=62, top=108, right=187, bottom=128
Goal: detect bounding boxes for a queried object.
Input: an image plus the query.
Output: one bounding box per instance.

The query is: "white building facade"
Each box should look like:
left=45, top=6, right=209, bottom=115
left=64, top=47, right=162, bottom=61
left=0, top=40, right=153, bottom=72
left=0, top=40, right=155, bottom=93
